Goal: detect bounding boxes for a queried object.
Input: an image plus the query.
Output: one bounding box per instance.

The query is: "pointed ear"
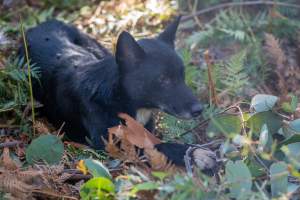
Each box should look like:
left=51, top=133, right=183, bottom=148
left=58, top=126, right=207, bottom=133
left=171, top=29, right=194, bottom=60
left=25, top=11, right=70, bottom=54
left=115, top=31, right=145, bottom=71
left=158, top=16, right=181, bottom=48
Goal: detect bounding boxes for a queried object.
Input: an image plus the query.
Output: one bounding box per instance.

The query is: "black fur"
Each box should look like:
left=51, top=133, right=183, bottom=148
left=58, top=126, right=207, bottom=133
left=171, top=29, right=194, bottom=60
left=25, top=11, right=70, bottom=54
left=19, top=17, right=203, bottom=150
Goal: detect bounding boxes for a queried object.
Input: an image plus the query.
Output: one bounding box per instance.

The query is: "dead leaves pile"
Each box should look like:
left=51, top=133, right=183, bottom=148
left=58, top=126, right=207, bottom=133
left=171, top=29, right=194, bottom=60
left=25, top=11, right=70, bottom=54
left=105, top=113, right=180, bottom=173
left=0, top=138, right=78, bottom=199
left=74, top=0, right=176, bottom=49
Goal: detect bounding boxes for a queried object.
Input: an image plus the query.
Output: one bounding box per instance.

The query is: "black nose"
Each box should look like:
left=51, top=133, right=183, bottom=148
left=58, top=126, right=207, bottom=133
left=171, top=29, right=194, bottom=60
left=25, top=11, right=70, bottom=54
left=191, top=103, right=203, bottom=117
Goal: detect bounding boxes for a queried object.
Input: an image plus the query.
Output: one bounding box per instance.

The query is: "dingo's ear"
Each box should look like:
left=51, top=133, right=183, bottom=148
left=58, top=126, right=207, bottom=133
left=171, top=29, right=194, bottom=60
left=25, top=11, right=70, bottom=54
left=115, top=31, right=145, bottom=71
left=158, top=16, right=181, bottom=48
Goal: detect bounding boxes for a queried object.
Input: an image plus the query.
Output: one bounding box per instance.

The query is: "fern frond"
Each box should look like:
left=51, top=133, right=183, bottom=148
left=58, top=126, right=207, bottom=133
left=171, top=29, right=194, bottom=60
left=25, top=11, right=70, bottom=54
left=221, top=50, right=249, bottom=95
left=264, top=33, right=286, bottom=71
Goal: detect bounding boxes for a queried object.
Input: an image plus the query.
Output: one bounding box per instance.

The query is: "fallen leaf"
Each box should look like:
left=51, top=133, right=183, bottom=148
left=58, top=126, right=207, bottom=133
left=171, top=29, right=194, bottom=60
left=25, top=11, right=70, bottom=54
left=1, top=139, right=19, bottom=170
left=108, top=113, right=160, bottom=149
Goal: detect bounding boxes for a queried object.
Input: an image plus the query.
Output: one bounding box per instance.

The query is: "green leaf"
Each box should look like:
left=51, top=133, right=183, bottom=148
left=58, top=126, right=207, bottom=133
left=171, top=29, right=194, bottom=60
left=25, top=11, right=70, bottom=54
left=251, top=94, right=278, bottom=112
left=84, top=159, right=112, bottom=180
left=246, top=158, right=265, bottom=177
left=152, top=171, right=169, bottom=181
left=26, top=135, right=64, bottom=165
left=220, top=142, right=240, bottom=159
left=225, top=160, right=252, bottom=198
left=281, top=142, right=300, bottom=165
left=246, top=111, right=282, bottom=134
left=258, top=124, right=272, bottom=152
left=232, top=135, right=247, bottom=146
left=270, top=162, right=288, bottom=198
left=130, top=182, right=159, bottom=196
left=282, top=94, right=298, bottom=113
left=288, top=183, right=299, bottom=195
left=206, top=115, right=242, bottom=136
left=289, top=119, right=300, bottom=133
left=279, top=134, right=300, bottom=147
left=80, top=177, right=115, bottom=200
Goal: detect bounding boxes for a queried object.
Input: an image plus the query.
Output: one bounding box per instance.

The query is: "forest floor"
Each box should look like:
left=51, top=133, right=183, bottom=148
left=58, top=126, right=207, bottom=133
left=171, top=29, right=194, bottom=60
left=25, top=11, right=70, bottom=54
left=1, top=0, right=300, bottom=199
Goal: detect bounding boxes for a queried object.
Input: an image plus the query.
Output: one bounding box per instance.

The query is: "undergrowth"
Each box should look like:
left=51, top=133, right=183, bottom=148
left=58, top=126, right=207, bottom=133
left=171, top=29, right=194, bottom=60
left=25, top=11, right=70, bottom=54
left=1, top=0, right=300, bottom=199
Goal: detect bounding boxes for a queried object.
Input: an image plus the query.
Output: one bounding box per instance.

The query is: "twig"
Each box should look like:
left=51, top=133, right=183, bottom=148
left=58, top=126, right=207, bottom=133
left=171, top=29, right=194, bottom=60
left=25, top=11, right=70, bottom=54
left=184, top=146, right=194, bottom=176
left=178, top=103, right=243, bottom=138
left=204, top=50, right=219, bottom=106
left=0, top=141, right=22, bottom=148
left=232, top=105, right=247, bottom=136
left=0, top=124, right=20, bottom=128
left=20, top=18, right=36, bottom=135
left=32, top=189, right=78, bottom=200
left=189, top=139, right=223, bottom=149
left=182, top=1, right=300, bottom=22
left=64, top=173, right=92, bottom=181
left=188, top=0, right=202, bottom=29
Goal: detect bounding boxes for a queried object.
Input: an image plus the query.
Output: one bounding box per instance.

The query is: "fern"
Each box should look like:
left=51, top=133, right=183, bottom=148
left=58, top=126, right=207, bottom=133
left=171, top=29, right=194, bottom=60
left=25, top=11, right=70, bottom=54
left=180, top=49, right=200, bottom=91
left=247, top=41, right=271, bottom=84
left=186, top=8, right=271, bottom=47
left=0, top=56, right=40, bottom=113
left=221, top=50, right=249, bottom=95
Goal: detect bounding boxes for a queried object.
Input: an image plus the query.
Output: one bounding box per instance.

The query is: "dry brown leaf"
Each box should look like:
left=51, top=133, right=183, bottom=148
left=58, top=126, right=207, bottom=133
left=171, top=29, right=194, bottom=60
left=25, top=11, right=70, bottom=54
left=104, top=135, right=125, bottom=159
left=105, top=113, right=182, bottom=172
left=34, top=120, right=51, bottom=134
left=144, top=148, right=177, bottom=172
left=105, top=131, right=143, bottom=163
left=1, top=139, right=19, bottom=170
left=108, top=113, right=160, bottom=149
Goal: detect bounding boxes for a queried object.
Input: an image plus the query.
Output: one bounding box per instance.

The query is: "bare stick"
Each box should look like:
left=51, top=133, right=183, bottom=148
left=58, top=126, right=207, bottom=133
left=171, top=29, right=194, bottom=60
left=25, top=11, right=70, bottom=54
left=20, top=18, right=36, bottom=135
left=204, top=50, right=218, bottom=106
left=0, top=141, right=22, bottom=148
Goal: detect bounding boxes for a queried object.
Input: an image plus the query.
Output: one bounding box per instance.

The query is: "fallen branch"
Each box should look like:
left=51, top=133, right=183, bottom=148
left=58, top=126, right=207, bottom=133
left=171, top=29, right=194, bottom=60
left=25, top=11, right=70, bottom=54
left=182, top=1, right=300, bottom=22
left=0, top=141, right=22, bottom=148
left=0, top=124, right=20, bottom=128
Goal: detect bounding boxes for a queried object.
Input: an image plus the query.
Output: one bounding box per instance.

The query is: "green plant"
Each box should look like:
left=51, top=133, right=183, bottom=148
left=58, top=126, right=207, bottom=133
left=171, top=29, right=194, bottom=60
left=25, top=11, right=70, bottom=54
left=221, top=50, right=249, bottom=95
left=80, top=177, right=115, bottom=200
left=186, top=9, right=263, bottom=47
left=205, top=94, right=300, bottom=198
left=0, top=56, right=39, bottom=115
left=79, top=159, right=115, bottom=200
left=180, top=49, right=200, bottom=91
left=26, top=134, right=64, bottom=164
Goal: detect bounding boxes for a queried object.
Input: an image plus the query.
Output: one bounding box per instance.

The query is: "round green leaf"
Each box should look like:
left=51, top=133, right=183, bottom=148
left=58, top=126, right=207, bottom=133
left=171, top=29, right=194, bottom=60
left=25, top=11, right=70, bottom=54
left=251, top=94, right=278, bottom=113
left=270, top=162, right=288, bottom=198
left=258, top=124, right=272, bottom=152
left=206, top=115, right=242, bottom=136
left=26, top=134, right=64, bottom=165
left=84, top=159, right=112, bottom=180
left=246, top=111, right=282, bottom=134
left=220, top=142, right=240, bottom=159
left=80, top=177, right=115, bottom=200
left=289, top=119, right=300, bottom=133
left=281, top=142, right=300, bottom=165
left=225, top=160, right=252, bottom=198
